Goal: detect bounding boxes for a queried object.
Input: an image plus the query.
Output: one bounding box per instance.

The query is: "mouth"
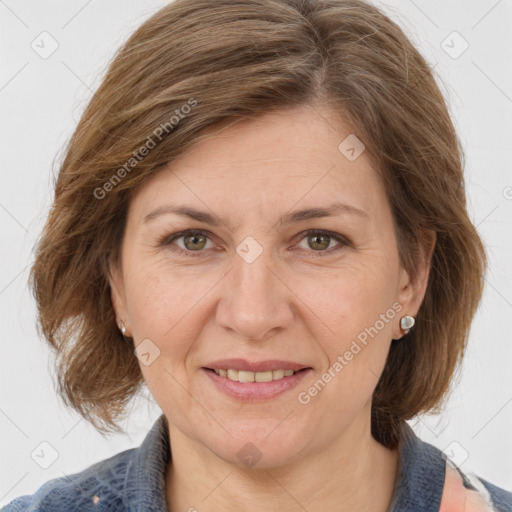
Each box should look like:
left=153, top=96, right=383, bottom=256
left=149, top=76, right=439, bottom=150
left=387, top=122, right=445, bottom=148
left=204, top=367, right=311, bottom=383
left=202, top=365, right=313, bottom=401
left=201, top=358, right=313, bottom=400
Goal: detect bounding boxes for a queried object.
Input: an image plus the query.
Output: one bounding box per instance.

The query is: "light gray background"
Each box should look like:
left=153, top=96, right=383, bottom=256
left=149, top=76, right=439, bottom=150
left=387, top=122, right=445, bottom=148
left=1, top=0, right=511, bottom=505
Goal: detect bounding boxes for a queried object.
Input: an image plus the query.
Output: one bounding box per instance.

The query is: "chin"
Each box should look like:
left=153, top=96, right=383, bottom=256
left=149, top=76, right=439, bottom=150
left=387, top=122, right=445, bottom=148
left=201, top=423, right=310, bottom=470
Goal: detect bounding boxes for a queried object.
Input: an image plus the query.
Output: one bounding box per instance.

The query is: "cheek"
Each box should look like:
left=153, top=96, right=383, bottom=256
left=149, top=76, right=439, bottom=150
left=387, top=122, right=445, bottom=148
left=296, top=274, right=399, bottom=423
left=303, top=255, right=399, bottom=338
left=122, top=255, right=228, bottom=377
left=300, top=256, right=400, bottom=402
left=123, top=253, right=205, bottom=329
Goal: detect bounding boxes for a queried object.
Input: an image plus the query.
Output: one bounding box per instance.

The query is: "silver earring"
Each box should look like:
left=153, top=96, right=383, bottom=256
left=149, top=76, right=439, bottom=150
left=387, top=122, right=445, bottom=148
left=119, top=320, right=127, bottom=335
left=400, top=315, right=415, bottom=334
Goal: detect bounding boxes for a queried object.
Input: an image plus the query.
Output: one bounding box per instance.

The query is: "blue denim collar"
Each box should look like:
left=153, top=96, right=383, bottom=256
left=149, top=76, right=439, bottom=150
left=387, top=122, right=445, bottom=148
left=124, top=414, right=446, bottom=512
left=386, top=421, right=445, bottom=511
left=123, top=414, right=170, bottom=512
left=4, top=413, right=511, bottom=511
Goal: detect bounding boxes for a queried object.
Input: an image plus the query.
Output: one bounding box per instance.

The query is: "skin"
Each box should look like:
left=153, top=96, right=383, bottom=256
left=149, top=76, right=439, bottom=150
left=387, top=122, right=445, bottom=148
left=109, top=103, right=436, bottom=512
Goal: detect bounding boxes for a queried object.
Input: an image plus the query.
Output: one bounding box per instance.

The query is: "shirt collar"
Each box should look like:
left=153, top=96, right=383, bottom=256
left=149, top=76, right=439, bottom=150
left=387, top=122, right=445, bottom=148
left=123, top=413, right=170, bottom=512
left=122, top=415, right=445, bottom=512
left=387, top=420, right=445, bottom=511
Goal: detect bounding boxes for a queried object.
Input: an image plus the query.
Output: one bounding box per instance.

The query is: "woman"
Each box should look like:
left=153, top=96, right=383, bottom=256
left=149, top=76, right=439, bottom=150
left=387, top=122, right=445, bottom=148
left=3, top=0, right=511, bottom=511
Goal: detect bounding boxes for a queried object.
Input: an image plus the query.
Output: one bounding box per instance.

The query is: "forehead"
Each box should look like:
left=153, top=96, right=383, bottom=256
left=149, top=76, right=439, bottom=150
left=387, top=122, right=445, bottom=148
left=129, top=105, right=388, bottom=229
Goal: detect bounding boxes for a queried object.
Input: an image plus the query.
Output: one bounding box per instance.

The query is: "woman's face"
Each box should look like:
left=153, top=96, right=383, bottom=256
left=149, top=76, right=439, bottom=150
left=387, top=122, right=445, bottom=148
left=110, top=104, right=431, bottom=467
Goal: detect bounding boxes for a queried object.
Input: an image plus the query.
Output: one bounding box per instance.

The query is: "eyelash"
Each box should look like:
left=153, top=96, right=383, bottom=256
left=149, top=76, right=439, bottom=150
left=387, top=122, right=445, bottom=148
left=159, top=229, right=351, bottom=258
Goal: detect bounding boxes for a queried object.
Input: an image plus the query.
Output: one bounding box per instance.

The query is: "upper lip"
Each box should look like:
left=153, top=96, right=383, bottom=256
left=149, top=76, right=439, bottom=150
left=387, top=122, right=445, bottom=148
left=204, top=359, right=311, bottom=372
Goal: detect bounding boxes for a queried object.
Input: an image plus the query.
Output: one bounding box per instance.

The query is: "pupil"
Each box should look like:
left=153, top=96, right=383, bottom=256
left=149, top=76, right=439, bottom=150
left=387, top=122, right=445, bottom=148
left=311, top=234, right=328, bottom=250
left=187, top=234, right=204, bottom=250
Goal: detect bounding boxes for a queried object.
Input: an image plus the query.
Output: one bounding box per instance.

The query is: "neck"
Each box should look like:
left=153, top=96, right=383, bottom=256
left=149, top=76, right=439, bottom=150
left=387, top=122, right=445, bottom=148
left=164, top=409, right=400, bottom=512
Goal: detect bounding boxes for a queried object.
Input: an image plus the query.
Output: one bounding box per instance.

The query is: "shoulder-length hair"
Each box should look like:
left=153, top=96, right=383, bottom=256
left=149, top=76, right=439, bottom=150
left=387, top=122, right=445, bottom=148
left=30, top=0, right=486, bottom=448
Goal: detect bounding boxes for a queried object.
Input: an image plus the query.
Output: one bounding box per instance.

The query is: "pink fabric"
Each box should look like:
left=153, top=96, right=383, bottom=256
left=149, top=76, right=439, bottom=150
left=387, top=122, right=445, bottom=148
left=440, top=462, right=495, bottom=512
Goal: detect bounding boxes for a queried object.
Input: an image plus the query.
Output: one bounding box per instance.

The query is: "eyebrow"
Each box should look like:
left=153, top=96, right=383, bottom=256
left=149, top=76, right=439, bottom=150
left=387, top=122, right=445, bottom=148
left=143, top=201, right=368, bottom=229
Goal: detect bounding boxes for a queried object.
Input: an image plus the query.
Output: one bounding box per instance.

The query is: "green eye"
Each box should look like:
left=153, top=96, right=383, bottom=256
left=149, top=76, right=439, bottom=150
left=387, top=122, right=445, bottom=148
left=160, top=229, right=351, bottom=257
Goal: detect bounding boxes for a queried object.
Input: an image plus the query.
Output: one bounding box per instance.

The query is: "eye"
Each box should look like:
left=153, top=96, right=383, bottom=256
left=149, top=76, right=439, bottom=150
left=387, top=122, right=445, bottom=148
left=294, top=229, right=350, bottom=255
left=160, top=229, right=215, bottom=256
left=159, top=228, right=351, bottom=257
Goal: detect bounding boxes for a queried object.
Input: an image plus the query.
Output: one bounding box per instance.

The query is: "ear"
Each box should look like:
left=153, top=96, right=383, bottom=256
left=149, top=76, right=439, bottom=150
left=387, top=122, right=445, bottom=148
left=394, top=228, right=436, bottom=339
left=107, top=255, right=130, bottom=334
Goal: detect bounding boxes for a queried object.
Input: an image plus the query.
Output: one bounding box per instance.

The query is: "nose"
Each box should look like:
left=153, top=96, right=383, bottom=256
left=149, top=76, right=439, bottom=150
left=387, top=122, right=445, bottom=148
left=215, top=245, right=295, bottom=342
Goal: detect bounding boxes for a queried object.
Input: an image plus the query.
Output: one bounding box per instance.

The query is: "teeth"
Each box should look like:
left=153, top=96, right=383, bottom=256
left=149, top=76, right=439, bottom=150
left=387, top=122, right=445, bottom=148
left=227, top=369, right=238, bottom=381
left=239, top=370, right=255, bottom=383
left=254, top=371, right=273, bottom=382
left=213, top=368, right=299, bottom=382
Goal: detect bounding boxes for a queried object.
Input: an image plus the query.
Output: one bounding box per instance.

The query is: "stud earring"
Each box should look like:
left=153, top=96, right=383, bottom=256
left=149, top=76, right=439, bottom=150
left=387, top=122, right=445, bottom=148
left=119, top=320, right=127, bottom=335
left=400, top=315, right=415, bottom=334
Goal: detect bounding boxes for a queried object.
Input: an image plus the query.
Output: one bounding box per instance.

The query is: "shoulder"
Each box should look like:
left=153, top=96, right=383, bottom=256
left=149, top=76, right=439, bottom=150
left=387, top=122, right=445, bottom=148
left=441, top=462, right=512, bottom=512
left=473, top=473, right=512, bottom=512
left=1, top=447, right=136, bottom=512
left=390, top=421, right=512, bottom=512
left=1, top=414, right=170, bottom=512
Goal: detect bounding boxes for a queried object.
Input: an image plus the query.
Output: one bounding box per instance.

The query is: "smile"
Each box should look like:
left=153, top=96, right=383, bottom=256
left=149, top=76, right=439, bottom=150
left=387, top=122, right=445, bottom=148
left=212, top=368, right=298, bottom=382
left=203, top=367, right=312, bottom=401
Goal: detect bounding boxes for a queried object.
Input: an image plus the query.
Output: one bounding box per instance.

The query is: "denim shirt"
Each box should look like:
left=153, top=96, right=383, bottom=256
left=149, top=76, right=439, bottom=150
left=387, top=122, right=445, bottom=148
left=2, top=414, right=512, bottom=512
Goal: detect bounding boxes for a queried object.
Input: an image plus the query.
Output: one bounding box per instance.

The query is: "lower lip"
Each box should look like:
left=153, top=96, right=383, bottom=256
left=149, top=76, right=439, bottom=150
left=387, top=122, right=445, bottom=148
left=202, top=368, right=313, bottom=401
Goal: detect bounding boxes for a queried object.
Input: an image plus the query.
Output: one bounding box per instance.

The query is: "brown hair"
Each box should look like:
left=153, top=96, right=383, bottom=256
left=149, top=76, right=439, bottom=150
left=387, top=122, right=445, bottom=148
left=30, top=0, right=486, bottom=448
